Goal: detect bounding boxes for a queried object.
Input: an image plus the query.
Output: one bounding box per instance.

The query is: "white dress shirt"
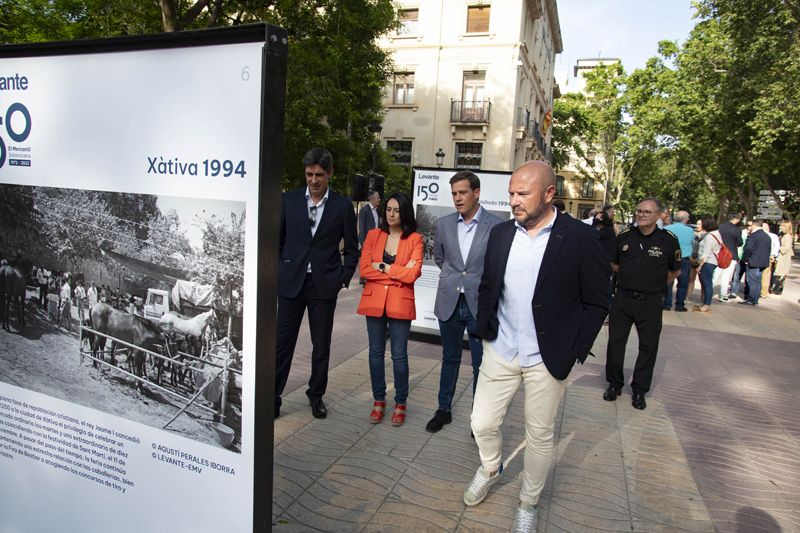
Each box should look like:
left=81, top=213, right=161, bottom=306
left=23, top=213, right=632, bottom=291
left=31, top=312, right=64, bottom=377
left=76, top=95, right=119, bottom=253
left=491, top=207, right=556, bottom=367
left=305, top=186, right=329, bottom=272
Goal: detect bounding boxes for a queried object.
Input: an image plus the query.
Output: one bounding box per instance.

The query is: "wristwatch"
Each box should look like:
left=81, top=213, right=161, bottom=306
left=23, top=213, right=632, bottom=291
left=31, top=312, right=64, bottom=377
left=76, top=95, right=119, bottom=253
left=378, top=263, right=386, bottom=271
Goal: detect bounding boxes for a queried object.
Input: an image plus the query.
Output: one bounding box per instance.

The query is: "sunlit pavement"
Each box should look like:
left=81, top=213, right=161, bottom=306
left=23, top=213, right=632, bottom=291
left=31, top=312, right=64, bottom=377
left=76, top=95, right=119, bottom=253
left=273, top=256, right=800, bottom=532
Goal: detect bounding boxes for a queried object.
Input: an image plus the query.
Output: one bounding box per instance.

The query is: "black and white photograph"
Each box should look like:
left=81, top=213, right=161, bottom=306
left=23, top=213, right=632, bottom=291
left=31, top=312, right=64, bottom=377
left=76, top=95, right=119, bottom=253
left=414, top=204, right=454, bottom=266
left=0, top=183, right=245, bottom=452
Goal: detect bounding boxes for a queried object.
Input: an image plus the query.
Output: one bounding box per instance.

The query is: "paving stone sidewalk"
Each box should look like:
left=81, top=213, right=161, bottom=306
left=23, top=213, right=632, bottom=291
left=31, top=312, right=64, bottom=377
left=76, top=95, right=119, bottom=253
left=272, top=258, right=800, bottom=532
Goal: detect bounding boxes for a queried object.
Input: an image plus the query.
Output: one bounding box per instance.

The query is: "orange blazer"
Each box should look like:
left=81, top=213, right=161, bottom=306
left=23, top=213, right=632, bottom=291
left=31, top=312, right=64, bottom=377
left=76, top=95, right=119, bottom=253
left=357, top=229, right=424, bottom=319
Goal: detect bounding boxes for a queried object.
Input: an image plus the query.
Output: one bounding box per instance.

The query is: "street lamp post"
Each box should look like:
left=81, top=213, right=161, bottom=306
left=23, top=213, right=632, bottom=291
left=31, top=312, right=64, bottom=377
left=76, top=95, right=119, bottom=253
left=435, top=148, right=445, bottom=168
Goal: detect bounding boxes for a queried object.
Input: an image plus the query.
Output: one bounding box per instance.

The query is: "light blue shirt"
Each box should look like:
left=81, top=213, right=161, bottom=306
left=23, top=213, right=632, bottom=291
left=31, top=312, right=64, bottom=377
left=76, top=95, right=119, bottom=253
left=664, top=222, right=694, bottom=259
left=456, top=206, right=484, bottom=293
left=305, top=186, right=329, bottom=272
left=491, top=207, right=556, bottom=367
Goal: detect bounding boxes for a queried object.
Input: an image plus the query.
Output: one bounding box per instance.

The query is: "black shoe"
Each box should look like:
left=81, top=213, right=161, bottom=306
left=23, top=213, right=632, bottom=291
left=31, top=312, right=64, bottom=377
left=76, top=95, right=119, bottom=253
left=309, top=397, right=327, bottom=419
left=470, top=430, right=474, bottom=439
left=632, top=392, right=647, bottom=410
left=663, top=306, right=671, bottom=311
left=738, top=300, right=756, bottom=306
left=274, top=404, right=280, bottom=419
left=602, top=385, right=622, bottom=401
left=425, top=410, right=452, bottom=433
left=675, top=306, right=688, bottom=312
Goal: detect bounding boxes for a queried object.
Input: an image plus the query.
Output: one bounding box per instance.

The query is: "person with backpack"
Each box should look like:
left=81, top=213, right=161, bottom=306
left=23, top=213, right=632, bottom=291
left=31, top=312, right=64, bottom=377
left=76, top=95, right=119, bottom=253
left=694, top=217, right=725, bottom=313
left=716, top=213, right=744, bottom=301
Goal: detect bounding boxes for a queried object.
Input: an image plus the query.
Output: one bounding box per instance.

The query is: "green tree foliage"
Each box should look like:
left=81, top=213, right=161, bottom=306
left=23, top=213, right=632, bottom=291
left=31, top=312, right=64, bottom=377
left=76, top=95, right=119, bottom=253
left=625, top=2, right=799, bottom=221
left=552, top=3, right=798, bottom=222
left=552, top=63, right=627, bottom=207
left=0, top=0, right=162, bottom=41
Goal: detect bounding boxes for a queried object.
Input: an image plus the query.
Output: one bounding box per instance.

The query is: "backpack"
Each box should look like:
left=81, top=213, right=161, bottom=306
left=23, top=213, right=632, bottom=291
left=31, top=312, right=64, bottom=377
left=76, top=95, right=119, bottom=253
left=711, top=233, right=733, bottom=269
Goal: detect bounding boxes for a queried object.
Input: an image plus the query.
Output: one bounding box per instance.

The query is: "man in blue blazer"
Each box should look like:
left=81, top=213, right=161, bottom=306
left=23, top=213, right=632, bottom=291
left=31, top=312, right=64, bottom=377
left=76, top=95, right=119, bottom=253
left=463, top=161, right=610, bottom=530
left=274, top=148, right=359, bottom=419
left=425, top=170, right=503, bottom=433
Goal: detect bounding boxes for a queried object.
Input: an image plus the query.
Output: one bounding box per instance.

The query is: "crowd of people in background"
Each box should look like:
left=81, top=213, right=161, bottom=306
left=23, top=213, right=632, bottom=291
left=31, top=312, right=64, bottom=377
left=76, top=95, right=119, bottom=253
left=662, top=211, right=795, bottom=310
left=20, top=265, right=140, bottom=331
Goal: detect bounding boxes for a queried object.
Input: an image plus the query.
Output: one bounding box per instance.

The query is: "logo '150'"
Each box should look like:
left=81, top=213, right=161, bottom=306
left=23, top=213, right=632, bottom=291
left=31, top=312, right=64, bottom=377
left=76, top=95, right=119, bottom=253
left=417, top=182, right=439, bottom=201
left=0, top=102, right=32, bottom=169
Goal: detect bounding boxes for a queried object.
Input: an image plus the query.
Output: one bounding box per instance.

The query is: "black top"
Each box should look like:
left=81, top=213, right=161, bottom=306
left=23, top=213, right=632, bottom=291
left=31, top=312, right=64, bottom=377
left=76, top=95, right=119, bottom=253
left=382, top=250, right=396, bottom=265
left=718, top=221, right=743, bottom=260
left=613, top=226, right=681, bottom=293
left=596, top=225, right=617, bottom=263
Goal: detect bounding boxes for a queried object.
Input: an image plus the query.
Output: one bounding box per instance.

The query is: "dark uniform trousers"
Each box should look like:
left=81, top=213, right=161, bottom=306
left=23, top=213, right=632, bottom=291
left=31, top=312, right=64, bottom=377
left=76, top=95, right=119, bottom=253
left=605, top=289, right=663, bottom=393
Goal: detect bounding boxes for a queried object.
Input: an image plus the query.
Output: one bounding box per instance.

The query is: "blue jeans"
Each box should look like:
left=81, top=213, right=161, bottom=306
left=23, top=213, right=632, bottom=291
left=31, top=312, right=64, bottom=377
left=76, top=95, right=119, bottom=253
left=745, top=266, right=764, bottom=304
left=366, top=316, right=410, bottom=404
left=437, top=294, right=483, bottom=412
left=699, top=263, right=716, bottom=306
left=730, top=261, right=743, bottom=294
left=665, top=258, right=691, bottom=309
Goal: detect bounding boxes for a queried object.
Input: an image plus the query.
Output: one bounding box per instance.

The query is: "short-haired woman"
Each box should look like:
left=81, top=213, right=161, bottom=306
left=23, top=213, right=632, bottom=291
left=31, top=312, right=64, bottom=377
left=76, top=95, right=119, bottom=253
left=357, top=192, right=423, bottom=426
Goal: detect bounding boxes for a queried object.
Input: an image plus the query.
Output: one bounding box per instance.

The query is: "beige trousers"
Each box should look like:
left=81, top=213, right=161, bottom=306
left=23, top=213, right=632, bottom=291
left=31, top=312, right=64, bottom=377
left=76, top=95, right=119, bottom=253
left=760, top=259, right=773, bottom=298
left=470, top=342, right=566, bottom=506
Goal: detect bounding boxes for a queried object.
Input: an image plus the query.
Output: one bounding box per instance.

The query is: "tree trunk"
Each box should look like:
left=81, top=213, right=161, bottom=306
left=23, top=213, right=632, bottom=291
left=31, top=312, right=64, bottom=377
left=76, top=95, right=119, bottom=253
left=159, top=0, right=178, bottom=32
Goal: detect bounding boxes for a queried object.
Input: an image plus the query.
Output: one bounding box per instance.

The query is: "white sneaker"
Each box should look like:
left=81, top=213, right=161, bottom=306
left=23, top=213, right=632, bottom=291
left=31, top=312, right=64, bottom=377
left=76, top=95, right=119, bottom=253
left=463, top=463, right=503, bottom=506
left=512, top=504, right=538, bottom=532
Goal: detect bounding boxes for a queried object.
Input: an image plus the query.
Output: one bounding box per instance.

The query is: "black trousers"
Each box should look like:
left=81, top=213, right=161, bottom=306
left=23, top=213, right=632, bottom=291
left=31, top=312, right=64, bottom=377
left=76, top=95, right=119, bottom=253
left=274, top=274, right=338, bottom=407
left=605, top=291, right=663, bottom=393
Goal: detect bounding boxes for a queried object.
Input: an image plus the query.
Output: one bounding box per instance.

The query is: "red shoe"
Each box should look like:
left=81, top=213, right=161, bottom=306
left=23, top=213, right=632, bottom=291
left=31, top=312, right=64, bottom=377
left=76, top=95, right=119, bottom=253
left=370, top=401, right=386, bottom=424
left=391, top=404, right=406, bottom=427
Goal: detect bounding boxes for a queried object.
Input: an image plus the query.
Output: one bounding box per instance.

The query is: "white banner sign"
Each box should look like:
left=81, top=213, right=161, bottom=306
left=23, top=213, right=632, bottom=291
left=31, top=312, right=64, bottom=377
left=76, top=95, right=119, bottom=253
left=0, top=29, right=269, bottom=532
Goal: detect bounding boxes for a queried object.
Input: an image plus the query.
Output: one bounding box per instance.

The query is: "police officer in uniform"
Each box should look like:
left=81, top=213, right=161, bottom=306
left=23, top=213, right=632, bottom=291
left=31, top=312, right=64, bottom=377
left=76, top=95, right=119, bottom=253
left=603, top=197, right=681, bottom=410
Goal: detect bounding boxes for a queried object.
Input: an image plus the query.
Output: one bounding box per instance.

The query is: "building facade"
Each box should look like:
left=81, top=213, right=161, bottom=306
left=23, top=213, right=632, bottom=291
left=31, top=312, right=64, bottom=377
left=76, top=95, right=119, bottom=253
left=377, top=0, right=562, bottom=172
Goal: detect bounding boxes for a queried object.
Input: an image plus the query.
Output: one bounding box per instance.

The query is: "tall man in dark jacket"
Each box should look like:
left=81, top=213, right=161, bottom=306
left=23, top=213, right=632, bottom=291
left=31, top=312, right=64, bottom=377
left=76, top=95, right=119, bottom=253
left=462, top=161, right=610, bottom=531
left=716, top=213, right=743, bottom=301
left=274, top=148, right=359, bottom=419
left=739, top=220, right=771, bottom=306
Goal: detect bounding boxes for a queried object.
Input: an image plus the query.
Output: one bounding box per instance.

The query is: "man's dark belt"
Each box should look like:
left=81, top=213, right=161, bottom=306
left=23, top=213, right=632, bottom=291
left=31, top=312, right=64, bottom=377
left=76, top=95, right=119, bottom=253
left=618, top=288, right=663, bottom=300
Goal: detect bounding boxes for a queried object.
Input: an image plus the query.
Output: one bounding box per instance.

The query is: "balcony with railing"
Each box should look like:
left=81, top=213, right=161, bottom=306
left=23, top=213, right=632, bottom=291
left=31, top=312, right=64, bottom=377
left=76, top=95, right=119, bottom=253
left=450, top=100, right=491, bottom=124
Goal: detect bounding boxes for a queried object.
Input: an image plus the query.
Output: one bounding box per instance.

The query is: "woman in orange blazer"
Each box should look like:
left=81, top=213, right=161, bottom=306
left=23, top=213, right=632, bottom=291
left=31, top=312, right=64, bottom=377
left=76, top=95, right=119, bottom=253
left=357, top=192, right=423, bottom=426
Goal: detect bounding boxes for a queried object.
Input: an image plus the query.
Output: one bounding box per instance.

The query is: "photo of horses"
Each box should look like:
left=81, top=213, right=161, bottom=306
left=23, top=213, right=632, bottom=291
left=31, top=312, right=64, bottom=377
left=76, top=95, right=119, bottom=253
left=0, top=183, right=246, bottom=452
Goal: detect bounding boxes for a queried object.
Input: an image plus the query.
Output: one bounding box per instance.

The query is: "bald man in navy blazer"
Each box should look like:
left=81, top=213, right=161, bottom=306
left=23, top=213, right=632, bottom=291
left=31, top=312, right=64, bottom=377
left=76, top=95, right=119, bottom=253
left=274, top=148, right=358, bottom=419
left=463, top=161, right=610, bottom=528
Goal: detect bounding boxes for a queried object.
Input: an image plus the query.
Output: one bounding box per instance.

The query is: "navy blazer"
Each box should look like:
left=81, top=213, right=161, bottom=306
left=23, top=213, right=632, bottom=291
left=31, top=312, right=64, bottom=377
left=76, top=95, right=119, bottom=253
left=475, top=211, right=611, bottom=380
left=741, top=229, right=771, bottom=269
left=278, top=188, right=358, bottom=299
